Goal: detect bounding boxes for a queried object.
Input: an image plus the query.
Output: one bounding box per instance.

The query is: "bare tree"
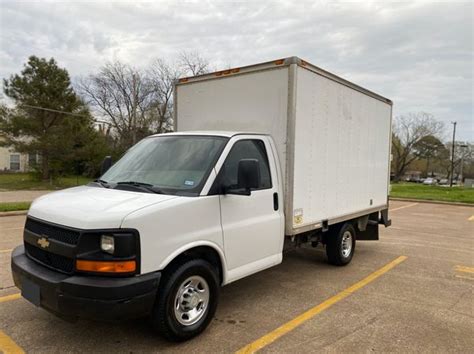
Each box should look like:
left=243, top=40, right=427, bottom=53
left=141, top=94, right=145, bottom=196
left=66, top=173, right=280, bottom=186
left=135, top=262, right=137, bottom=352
left=79, top=53, right=210, bottom=149
left=392, top=112, right=444, bottom=181
left=147, top=52, right=211, bottom=133
left=439, top=142, right=473, bottom=180
left=79, top=61, right=155, bottom=148
left=147, top=59, right=180, bottom=134
left=178, top=51, right=209, bottom=76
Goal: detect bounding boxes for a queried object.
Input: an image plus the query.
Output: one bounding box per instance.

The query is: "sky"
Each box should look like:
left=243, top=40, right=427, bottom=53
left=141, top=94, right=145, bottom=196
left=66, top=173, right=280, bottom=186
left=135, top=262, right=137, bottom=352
left=0, top=0, right=472, bottom=141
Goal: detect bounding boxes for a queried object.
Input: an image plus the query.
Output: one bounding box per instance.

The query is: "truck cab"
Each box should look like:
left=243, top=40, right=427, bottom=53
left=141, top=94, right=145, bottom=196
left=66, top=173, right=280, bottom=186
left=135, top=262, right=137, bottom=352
left=12, top=132, right=287, bottom=341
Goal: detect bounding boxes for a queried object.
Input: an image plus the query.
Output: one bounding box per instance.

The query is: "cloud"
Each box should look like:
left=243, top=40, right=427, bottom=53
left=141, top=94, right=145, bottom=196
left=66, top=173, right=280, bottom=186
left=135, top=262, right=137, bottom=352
left=0, top=0, right=472, bottom=140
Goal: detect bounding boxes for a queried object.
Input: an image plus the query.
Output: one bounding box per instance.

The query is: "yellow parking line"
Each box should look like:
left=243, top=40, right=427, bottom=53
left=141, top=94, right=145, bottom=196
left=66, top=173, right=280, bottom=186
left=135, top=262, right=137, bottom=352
left=468, top=215, right=474, bottom=221
left=0, top=249, right=12, bottom=254
left=0, top=330, right=25, bottom=354
left=236, top=255, right=408, bottom=354
left=455, top=275, right=474, bottom=281
left=455, top=265, right=474, bottom=274
left=390, top=203, right=418, bottom=212
left=0, top=293, right=21, bottom=304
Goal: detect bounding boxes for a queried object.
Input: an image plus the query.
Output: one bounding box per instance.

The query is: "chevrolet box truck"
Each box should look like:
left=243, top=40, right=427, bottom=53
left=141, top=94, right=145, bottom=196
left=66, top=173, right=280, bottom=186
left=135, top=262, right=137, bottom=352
left=12, top=57, right=392, bottom=341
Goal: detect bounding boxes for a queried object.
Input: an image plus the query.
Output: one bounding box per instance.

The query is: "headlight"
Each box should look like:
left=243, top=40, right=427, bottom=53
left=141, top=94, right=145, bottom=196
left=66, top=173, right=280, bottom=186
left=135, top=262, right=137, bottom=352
left=100, top=235, right=115, bottom=254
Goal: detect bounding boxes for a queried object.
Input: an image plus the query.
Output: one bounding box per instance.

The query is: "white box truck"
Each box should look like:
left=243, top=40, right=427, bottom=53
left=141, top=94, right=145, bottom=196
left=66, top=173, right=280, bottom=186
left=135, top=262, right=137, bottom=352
left=12, top=57, right=392, bottom=341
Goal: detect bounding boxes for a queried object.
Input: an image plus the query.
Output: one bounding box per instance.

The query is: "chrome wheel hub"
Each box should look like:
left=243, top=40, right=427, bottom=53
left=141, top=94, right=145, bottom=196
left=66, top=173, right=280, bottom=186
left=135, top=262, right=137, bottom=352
left=341, top=231, right=353, bottom=258
left=174, top=275, right=209, bottom=326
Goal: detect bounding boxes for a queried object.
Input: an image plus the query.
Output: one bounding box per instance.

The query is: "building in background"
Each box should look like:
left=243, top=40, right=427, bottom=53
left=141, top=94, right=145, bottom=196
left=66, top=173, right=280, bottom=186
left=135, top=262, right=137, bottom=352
left=0, top=145, right=39, bottom=172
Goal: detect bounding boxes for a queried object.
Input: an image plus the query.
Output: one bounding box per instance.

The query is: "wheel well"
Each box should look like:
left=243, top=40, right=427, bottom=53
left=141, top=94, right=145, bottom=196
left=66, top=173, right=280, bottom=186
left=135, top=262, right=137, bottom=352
left=163, top=246, right=224, bottom=284
left=321, top=221, right=353, bottom=244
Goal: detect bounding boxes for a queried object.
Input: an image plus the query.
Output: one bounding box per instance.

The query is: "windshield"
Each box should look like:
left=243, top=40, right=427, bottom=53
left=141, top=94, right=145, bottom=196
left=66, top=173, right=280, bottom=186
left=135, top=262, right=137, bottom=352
left=101, top=135, right=228, bottom=195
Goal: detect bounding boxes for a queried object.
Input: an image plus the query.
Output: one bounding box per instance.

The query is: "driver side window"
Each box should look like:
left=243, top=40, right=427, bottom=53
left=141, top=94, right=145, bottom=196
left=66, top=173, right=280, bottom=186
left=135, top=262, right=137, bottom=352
left=219, top=139, right=272, bottom=190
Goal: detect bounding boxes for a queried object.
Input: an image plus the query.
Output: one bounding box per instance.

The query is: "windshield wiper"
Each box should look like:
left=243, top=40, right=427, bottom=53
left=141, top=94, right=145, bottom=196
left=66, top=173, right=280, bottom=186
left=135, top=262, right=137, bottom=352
left=115, top=181, right=163, bottom=194
left=92, top=179, right=110, bottom=188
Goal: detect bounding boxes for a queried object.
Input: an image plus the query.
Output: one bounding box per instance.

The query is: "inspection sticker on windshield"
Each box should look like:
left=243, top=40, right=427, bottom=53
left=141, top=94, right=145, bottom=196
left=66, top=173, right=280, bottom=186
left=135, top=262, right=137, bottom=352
left=184, top=180, right=195, bottom=186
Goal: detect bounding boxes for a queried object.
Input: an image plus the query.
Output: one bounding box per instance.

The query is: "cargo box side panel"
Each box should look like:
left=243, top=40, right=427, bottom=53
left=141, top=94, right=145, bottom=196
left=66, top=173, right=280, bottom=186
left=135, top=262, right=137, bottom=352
left=292, top=67, right=391, bottom=231
left=176, top=68, right=289, bottom=182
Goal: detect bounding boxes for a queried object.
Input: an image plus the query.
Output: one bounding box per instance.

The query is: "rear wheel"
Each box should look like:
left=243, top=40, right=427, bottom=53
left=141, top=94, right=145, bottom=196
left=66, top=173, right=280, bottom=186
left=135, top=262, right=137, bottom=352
left=152, top=259, right=219, bottom=341
left=326, top=223, right=356, bottom=266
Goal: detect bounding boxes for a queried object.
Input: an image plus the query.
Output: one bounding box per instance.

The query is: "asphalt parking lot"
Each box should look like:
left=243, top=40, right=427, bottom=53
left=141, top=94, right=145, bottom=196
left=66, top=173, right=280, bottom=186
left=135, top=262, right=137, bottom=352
left=1, top=200, right=473, bottom=353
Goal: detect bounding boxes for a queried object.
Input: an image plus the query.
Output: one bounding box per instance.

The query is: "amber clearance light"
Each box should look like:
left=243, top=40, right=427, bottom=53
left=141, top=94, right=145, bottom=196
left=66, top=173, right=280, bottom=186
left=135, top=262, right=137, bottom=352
left=76, top=259, right=136, bottom=273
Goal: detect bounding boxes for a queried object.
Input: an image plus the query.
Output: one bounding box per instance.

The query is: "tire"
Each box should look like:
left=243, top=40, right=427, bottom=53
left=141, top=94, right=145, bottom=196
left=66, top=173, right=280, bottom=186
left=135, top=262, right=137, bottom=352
left=151, top=259, right=219, bottom=342
left=326, top=223, right=356, bottom=266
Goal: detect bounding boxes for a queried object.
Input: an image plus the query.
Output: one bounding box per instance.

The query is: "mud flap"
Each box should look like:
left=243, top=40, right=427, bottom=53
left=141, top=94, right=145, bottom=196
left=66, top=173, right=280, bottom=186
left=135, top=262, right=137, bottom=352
left=357, top=212, right=379, bottom=240
left=379, top=208, right=391, bottom=227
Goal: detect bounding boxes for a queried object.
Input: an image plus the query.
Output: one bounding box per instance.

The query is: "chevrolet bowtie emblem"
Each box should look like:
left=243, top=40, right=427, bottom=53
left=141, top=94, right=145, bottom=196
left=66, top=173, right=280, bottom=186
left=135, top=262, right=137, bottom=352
left=37, top=237, right=50, bottom=249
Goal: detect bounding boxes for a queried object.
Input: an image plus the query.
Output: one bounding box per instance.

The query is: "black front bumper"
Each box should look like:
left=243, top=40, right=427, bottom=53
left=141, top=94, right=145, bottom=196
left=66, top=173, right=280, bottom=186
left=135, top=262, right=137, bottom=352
left=11, top=245, right=161, bottom=321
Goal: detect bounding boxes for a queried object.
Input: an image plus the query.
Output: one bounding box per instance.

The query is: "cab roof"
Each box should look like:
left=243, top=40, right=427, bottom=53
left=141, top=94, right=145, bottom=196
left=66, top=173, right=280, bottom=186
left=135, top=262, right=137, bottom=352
left=150, top=131, right=268, bottom=138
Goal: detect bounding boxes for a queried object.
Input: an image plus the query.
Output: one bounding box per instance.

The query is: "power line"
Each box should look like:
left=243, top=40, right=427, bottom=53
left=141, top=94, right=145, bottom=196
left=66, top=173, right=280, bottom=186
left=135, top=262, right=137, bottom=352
left=20, top=104, right=89, bottom=117
left=18, top=104, right=112, bottom=125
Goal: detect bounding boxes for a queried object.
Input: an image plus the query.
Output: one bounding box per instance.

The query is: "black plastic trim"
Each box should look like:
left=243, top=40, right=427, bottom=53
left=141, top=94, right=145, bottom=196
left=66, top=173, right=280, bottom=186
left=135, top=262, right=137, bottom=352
left=24, top=216, right=141, bottom=276
left=11, top=246, right=160, bottom=320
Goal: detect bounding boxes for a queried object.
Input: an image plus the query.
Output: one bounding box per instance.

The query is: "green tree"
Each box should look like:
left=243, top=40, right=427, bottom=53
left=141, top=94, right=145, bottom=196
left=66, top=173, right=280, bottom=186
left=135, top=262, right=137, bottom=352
left=391, top=112, right=444, bottom=181
left=0, top=56, right=106, bottom=179
left=413, top=135, right=447, bottom=177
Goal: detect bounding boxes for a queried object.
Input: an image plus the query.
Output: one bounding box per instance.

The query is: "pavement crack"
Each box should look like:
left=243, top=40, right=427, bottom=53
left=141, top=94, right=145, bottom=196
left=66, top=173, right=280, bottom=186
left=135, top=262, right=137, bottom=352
left=448, top=289, right=473, bottom=313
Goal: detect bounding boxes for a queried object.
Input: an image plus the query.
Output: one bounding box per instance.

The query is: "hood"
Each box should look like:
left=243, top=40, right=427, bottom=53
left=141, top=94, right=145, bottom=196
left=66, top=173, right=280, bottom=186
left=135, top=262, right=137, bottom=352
left=28, top=186, right=178, bottom=229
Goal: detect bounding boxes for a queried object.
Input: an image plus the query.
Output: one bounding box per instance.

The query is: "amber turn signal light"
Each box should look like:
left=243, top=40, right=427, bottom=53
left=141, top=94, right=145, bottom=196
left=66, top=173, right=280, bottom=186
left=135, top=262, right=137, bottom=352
left=76, top=259, right=136, bottom=273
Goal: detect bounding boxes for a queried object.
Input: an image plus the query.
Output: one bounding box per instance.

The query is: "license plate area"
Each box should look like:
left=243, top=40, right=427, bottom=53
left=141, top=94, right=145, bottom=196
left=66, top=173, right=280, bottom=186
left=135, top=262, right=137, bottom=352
left=22, top=277, right=40, bottom=306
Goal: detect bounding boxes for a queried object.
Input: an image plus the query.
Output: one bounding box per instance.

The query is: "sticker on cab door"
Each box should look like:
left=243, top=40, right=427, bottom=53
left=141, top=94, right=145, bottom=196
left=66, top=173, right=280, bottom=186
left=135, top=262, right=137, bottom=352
left=293, top=208, right=303, bottom=225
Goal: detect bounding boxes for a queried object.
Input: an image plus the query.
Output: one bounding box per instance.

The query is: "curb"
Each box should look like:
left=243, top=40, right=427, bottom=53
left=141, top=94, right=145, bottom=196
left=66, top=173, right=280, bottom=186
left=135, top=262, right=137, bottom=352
left=0, top=210, right=28, bottom=217
left=389, top=197, right=474, bottom=207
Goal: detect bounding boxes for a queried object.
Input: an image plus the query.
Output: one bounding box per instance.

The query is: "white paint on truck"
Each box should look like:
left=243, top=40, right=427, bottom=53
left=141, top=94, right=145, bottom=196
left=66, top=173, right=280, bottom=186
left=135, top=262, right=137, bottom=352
left=292, top=66, right=391, bottom=230
left=176, top=67, right=290, bottom=184
left=175, top=57, right=392, bottom=235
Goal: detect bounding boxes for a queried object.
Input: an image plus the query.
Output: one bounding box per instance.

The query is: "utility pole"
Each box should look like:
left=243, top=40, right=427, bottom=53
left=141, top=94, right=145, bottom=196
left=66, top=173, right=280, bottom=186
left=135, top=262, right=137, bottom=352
left=449, top=121, right=457, bottom=187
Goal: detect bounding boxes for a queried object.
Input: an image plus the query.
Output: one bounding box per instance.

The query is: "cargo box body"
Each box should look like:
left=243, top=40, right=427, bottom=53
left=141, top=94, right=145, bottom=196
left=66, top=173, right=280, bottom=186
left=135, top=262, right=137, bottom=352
left=175, top=57, right=392, bottom=235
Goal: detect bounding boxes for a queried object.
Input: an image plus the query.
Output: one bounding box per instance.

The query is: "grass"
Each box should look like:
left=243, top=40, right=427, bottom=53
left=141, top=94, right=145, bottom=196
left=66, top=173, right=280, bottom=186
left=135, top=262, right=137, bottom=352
left=0, top=173, right=92, bottom=191
left=0, top=202, right=31, bottom=212
left=1, top=173, right=473, bottom=211
left=390, top=183, right=474, bottom=204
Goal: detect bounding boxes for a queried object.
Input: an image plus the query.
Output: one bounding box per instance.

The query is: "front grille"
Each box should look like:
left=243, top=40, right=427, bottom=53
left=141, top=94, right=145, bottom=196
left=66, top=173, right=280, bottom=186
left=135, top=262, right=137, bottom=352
left=25, top=217, right=80, bottom=245
left=25, top=243, right=74, bottom=274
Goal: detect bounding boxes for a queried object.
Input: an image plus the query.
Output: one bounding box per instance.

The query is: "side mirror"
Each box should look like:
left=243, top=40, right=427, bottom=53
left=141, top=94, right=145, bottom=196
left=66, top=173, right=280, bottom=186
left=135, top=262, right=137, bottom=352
left=100, top=156, right=113, bottom=175
left=226, top=159, right=260, bottom=196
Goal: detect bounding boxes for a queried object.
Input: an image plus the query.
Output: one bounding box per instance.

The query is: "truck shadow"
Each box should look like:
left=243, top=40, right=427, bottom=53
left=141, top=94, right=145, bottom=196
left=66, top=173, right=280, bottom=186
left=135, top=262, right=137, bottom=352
left=28, top=246, right=374, bottom=352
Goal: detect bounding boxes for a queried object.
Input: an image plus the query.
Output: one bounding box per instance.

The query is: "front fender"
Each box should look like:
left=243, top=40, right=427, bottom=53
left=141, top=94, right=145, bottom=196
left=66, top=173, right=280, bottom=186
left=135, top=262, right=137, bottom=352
left=157, top=240, right=229, bottom=284
left=121, top=195, right=225, bottom=278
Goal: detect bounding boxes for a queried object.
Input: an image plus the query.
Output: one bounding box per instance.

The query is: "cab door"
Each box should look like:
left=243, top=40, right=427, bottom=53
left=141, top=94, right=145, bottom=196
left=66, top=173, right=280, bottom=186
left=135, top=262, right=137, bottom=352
left=214, top=137, right=284, bottom=279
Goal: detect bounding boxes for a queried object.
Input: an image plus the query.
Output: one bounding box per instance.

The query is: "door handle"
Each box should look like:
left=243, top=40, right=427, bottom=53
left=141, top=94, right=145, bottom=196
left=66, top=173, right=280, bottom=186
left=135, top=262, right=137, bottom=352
left=273, top=192, right=279, bottom=211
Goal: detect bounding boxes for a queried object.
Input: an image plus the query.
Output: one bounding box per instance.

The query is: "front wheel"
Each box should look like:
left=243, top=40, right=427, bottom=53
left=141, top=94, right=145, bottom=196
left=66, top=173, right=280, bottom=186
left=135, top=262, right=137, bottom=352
left=151, top=259, right=220, bottom=341
left=326, top=223, right=356, bottom=266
